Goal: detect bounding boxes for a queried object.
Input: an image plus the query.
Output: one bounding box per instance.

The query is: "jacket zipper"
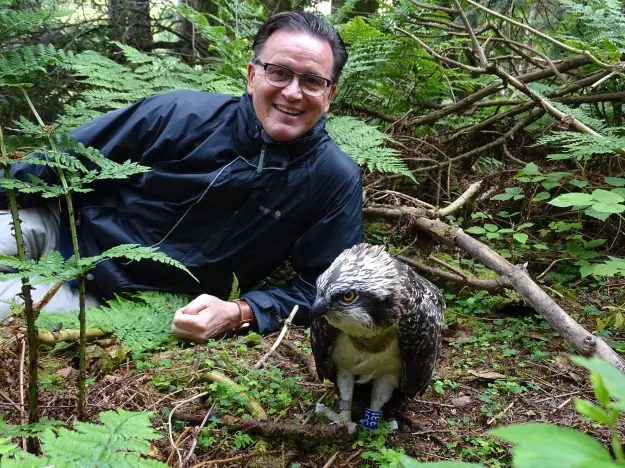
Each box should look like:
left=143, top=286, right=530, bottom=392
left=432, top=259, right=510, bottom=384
left=257, top=144, right=266, bottom=173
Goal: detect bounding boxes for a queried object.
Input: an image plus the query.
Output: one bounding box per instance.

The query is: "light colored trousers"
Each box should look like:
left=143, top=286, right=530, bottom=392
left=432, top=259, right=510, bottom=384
left=0, top=204, right=101, bottom=320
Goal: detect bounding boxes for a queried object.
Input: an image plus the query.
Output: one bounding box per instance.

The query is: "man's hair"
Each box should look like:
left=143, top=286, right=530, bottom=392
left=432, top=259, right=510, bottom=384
left=252, top=11, right=348, bottom=82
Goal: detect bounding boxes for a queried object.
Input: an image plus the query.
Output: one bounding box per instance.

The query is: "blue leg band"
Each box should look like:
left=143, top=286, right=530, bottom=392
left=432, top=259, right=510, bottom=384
left=363, top=408, right=382, bottom=429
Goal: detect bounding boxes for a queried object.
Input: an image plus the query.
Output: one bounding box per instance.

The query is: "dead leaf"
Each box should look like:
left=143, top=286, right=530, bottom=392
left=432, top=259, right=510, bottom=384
left=57, top=367, right=73, bottom=378
left=466, top=370, right=506, bottom=381
left=451, top=395, right=473, bottom=407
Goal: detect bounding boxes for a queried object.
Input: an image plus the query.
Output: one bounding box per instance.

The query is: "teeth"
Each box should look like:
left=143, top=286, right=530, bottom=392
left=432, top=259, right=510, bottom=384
left=275, top=105, right=301, bottom=115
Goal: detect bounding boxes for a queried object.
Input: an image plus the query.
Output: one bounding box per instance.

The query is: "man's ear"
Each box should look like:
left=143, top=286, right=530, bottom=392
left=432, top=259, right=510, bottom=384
left=247, top=62, right=256, bottom=95
left=324, top=83, right=338, bottom=113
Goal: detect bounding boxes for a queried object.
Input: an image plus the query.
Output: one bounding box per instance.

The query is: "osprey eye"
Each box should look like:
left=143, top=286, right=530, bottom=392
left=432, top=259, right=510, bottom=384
left=342, top=290, right=357, bottom=303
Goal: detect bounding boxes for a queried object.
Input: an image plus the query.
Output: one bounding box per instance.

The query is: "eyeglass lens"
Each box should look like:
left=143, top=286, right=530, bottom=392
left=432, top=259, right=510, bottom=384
left=264, top=64, right=328, bottom=97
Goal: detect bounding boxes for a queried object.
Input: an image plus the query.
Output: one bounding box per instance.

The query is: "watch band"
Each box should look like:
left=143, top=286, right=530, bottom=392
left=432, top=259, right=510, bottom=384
left=233, top=299, right=255, bottom=332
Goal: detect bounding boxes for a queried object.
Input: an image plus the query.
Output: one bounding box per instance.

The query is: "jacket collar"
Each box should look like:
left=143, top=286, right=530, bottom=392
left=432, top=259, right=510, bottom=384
left=237, top=92, right=328, bottom=165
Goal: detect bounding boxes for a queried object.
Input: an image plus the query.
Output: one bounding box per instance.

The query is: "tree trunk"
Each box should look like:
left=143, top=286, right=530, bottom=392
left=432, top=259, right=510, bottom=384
left=108, top=0, right=152, bottom=51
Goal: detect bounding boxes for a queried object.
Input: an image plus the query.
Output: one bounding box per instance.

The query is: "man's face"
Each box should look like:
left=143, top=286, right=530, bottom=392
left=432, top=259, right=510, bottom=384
left=247, top=30, right=337, bottom=142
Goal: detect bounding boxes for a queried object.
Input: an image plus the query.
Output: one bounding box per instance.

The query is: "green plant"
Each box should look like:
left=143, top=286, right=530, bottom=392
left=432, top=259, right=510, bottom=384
left=35, top=291, right=189, bottom=353
left=327, top=116, right=415, bottom=181
left=0, top=409, right=166, bottom=467
left=401, top=355, right=625, bottom=467
left=353, top=424, right=405, bottom=468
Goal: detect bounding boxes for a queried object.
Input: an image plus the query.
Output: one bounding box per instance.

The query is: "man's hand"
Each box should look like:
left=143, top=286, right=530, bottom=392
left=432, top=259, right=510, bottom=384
left=172, top=294, right=240, bottom=342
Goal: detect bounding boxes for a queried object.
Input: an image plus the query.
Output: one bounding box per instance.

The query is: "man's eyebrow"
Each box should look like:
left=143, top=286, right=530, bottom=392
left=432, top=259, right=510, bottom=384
left=271, top=62, right=328, bottom=78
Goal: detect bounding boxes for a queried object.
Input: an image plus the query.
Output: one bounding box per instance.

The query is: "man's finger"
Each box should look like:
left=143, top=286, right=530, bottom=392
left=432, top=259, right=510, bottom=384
left=179, top=295, right=213, bottom=315
left=173, top=309, right=206, bottom=331
left=172, top=324, right=204, bottom=342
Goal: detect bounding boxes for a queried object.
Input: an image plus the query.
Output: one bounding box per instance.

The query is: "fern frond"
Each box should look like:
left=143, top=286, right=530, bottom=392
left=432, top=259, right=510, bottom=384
left=83, top=245, right=198, bottom=283
left=36, top=409, right=166, bottom=467
left=327, top=116, right=415, bottom=181
left=37, top=291, right=189, bottom=352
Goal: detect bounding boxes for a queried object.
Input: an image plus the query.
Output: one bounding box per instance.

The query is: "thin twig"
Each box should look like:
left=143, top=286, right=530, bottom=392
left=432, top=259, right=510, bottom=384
left=182, top=401, right=217, bottom=467
left=487, top=401, right=514, bottom=425
left=168, top=392, right=209, bottom=468
left=429, top=255, right=474, bottom=279
left=536, top=258, right=568, bottom=280
left=322, top=451, right=340, bottom=468
left=253, top=305, right=299, bottom=370
left=33, top=281, right=64, bottom=313
left=192, top=449, right=283, bottom=467
left=397, top=27, right=485, bottom=73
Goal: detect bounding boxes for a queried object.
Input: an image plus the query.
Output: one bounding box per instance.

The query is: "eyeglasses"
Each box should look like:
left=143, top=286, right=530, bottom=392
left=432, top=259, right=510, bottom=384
left=254, top=61, right=333, bottom=97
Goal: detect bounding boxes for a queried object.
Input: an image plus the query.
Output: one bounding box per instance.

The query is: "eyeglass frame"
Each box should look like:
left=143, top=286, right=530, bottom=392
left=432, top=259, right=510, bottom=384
left=253, top=60, right=334, bottom=96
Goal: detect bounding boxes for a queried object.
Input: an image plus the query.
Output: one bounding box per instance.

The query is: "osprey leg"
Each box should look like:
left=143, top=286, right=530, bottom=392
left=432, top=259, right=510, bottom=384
left=336, top=367, right=355, bottom=425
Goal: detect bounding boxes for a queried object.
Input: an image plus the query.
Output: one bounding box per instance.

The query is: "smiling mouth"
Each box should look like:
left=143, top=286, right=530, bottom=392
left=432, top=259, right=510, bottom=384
left=274, top=104, right=303, bottom=116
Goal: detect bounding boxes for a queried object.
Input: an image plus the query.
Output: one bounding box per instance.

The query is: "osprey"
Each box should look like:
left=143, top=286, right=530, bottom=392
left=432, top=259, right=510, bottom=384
left=310, top=243, right=444, bottom=431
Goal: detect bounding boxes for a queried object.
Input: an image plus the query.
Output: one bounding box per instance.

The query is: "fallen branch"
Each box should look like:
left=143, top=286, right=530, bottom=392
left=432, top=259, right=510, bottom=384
left=192, top=449, right=283, bottom=467
left=172, top=412, right=357, bottom=446
left=364, top=207, right=625, bottom=372
left=203, top=370, right=267, bottom=419
left=37, top=327, right=108, bottom=346
left=397, top=255, right=507, bottom=293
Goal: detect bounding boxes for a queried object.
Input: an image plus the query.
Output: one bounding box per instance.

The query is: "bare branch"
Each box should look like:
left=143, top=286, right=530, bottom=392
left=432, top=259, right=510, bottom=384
left=409, top=0, right=456, bottom=14
left=464, top=0, right=609, bottom=68
left=397, top=27, right=485, bottom=73
left=398, top=255, right=507, bottom=293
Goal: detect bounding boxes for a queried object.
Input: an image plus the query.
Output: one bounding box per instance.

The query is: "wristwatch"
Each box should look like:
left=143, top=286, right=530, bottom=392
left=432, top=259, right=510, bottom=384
left=233, top=299, right=255, bottom=332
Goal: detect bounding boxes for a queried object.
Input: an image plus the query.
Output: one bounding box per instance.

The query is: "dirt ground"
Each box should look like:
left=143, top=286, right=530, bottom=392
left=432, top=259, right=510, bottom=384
left=1, top=285, right=624, bottom=467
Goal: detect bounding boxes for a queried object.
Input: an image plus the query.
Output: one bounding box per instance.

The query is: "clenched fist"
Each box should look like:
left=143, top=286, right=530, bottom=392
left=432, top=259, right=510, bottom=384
left=172, top=294, right=240, bottom=342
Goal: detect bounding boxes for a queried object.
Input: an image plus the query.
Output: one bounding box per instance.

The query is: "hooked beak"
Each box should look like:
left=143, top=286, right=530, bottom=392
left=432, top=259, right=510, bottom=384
left=309, top=297, right=327, bottom=320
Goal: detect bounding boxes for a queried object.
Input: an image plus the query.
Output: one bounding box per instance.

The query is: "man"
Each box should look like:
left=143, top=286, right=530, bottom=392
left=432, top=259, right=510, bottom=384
left=0, top=12, right=363, bottom=341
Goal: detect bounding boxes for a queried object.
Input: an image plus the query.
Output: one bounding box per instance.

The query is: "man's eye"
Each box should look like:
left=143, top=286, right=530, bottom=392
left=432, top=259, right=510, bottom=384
left=303, top=76, right=323, bottom=88
left=342, top=290, right=357, bottom=303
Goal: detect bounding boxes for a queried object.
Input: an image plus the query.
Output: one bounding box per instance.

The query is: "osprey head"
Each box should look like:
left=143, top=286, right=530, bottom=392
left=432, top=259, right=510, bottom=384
left=310, top=243, right=402, bottom=337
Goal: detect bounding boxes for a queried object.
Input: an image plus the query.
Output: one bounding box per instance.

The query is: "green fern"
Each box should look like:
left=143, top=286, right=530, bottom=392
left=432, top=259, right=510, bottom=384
left=36, top=291, right=189, bottom=352
left=0, top=410, right=166, bottom=467
left=557, top=0, right=625, bottom=56
left=537, top=131, right=625, bottom=161
left=327, top=116, right=415, bottom=181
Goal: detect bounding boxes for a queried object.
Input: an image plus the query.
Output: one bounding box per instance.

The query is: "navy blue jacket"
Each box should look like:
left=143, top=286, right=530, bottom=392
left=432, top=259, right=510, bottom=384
left=1, top=90, right=363, bottom=333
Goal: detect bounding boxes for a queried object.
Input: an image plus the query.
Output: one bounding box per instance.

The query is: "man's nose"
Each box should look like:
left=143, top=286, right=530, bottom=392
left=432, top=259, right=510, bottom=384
left=281, top=76, right=304, bottom=100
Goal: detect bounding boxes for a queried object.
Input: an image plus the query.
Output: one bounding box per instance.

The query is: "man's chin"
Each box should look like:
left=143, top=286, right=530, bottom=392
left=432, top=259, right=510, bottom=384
left=265, top=125, right=307, bottom=142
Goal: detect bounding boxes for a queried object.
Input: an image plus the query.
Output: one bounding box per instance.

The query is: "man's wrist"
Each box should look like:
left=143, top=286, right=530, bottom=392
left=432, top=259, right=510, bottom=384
left=233, top=299, right=255, bottom=332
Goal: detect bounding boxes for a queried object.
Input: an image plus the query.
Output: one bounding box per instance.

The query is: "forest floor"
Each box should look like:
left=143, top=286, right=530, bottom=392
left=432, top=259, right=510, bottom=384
left=1, top=275, right=624, bottom=467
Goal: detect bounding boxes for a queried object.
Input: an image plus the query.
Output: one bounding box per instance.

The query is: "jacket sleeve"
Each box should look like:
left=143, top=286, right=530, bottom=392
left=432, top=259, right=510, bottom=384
left=242, top=159, right=363, bottom=334
left=1, top=90, right=221, bottom=209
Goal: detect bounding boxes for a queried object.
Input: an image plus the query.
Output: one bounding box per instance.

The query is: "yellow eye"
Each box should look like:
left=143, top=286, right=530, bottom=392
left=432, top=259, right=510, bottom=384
left=342, top=290, right=357, bottom=302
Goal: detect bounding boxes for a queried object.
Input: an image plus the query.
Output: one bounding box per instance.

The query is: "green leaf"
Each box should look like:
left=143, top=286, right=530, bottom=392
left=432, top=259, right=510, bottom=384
left=490, top=423, right=613, bottom=467
left=492, top=193, right=514, bottom=201
left=569, top=179, right=589, bottom=188
left=574, top=399, right=609, bottom=424
left=584, top=207, right=612, bottom=221
left=604, top=177, right=625, bottom=187
left=590, top=203, right=625, bottom=214
left=521, top=162, right=541, bottom=176
left=590, top=373, right=611, bottom=407
left=549, top=193, right=594, bottom=207
left=484, top=223, right=499, bottom=232
left=533, top=192, right=551, bottom=202
left=585, top=239, right=606, bottom=249
left=591, top=189, right=625, bottom=204
left=570, top=356, right=625, bottom=405
left=399, top=455, right=483, bottom=467
left=513, top=233, right=529, bottom=244
left=466, top=226, right=486, bottom=234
